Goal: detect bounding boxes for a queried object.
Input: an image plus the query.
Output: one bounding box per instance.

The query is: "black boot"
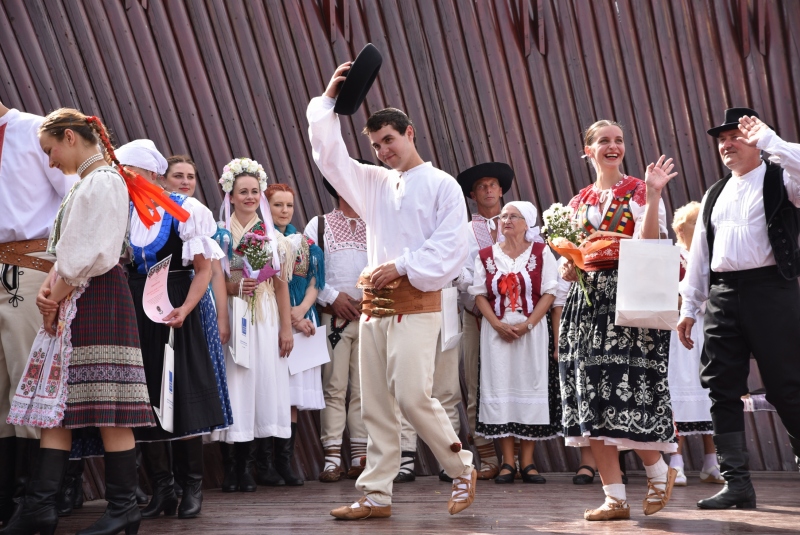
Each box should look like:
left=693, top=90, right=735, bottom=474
left=133, top=445, right=148, bottom=505
left=173, top=438, right=203, bottom=519
left=76, top=448, right=141, bottom=535
left=139, top=442, right=178, bottom=519
left=274, top=423, right=304, bottom=486
left=235, top=442, right=257, bottom=492
left=56, top=459, right=85, bottom=517
left=219, top=443, right=238, bottom=492
left=0, top=437, right=16, bottom=525
left=255, top=438, right=284, bottom=486
left=0, top=447, right=68, bottom=535
left=12, top=438, right=40, bottom=503
left=697, top=432, right=757, bottom=510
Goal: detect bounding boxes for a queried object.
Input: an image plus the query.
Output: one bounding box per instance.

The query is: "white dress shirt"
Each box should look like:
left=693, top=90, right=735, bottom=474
left=307, top=96, right=468, bottom=292
left=304, top=212, right=367, bottom=304
left=0, top=109, right=78, bottom=243
left=681, top=130, right=800, bottom=320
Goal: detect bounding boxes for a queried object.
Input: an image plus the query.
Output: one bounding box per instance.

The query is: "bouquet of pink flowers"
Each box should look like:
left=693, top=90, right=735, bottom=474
left=235, top=229, right=279, bottom=318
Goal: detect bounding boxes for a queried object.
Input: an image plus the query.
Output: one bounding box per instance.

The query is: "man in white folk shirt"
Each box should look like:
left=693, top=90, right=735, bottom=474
left=307, top=62, right=476, bottom=519
left=455, top=162, right=514, bottom=481
left=304, top=177, right=369, bottom=483
left=0, top=102, right=78, bottom=526
left=677, top=108, right=800, bottom=510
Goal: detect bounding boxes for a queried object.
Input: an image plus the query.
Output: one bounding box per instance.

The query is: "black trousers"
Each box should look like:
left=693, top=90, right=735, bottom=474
left=701, top=266, right=800, bottom=438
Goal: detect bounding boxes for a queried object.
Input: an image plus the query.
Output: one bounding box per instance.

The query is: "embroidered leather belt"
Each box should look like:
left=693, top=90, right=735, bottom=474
left=0, top=239, right=53, bottom=273
left=358, top=272, right=441, bottom=317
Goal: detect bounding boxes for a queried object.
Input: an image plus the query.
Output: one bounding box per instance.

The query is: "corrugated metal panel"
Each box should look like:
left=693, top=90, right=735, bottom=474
left=2, top=0, right=798, bottom=487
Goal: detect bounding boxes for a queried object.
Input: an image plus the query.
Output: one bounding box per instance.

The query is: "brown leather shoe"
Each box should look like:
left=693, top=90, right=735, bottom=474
left=476, top=458, right=499, bottom=480
left=346, top=465, right=365, bottom=479
left=448, top=468, right=477, bottom=515
left=319, top=466, right=342, bottom=482
left=584, top=497, right=630, bottom=521
left=643, top=467, right=678, bottom=515
left=330, top=497, right=392, bottom=520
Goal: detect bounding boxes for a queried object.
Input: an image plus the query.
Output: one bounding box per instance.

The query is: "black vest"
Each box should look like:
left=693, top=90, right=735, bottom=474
left=703, top=161, right=800, bottom=281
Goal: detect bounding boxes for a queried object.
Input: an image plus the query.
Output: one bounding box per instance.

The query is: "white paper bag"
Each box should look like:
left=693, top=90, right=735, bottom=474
left=230, top=295, right=251, bottom=368
left=440, top=287, right=462, bottom=351
left=154, top=327, right=175, bottom=432
left=615, top=239, right=680, bottom=330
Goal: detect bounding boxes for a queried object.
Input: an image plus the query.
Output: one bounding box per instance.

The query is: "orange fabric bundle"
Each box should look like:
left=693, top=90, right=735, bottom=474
left=549, top=236, right=614, bottom=271
left=497, top=273, right=521, bottom=311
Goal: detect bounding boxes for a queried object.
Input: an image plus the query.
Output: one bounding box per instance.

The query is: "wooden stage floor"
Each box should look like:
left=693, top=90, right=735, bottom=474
left=56, top=472, right=800, bottom=534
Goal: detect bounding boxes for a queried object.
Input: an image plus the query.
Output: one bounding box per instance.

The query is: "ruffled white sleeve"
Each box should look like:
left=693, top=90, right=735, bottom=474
left=467, top=254, right=488, bottom=297
left=540, top=246, right=558, bottom=296
left=631, top=197, right=668, bottom=239
left=177, top=197, right=224, bottom=265
left=55, top=169, right=129, bottom=286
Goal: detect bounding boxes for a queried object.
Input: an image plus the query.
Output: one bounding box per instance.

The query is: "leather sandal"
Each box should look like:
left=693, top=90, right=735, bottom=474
left=643, top=467, right=678, bottom=515
left=494, top=463, right=516, bottom=484
left=477, top=458, right=499, bottom=480
left=584, top=496, right=630, bottom=521
left=573, top=465, right=596, bottom=485
left=520, top=464, right=546, bottom=484
left=448, top=469, right=477, bottom=515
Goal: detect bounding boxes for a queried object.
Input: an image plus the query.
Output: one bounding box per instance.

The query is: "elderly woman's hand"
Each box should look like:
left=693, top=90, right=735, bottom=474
left=559, top=259, right=579, bottom=282
left=491, top=319, right=519, bottom=343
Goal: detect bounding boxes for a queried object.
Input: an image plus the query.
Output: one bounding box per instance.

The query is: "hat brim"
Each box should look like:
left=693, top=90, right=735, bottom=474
left=456, top=162, right=514, bottom=197
left=706, top=122, right=740, bottom=138
left=322, top=178, right=338, bottom=200
left=334, top=44, right=382, bottom=116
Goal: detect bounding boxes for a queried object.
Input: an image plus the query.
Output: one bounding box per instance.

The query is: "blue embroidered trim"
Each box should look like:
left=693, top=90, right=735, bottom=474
left=131, top=192, right=187, bottom=274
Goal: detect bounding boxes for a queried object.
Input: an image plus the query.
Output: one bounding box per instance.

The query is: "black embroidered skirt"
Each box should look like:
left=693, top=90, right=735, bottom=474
left=558, top=268, right=676, bottom=446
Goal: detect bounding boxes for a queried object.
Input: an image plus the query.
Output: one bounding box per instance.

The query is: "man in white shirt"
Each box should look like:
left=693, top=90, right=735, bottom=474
left=677, top=108, right=800, bottom=510
left=456, top=163, right=513, bottom=480
left=304, top=178, right=369, bottom=483
left=0, top=102, right=78, bottom=525
left=307, top=62, right=475, bottom=519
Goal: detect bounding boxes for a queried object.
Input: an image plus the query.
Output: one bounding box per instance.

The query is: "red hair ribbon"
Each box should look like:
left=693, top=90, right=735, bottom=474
left=85, top=116, right=189, bottom=228
left=497, top=274, right=521, bottom=312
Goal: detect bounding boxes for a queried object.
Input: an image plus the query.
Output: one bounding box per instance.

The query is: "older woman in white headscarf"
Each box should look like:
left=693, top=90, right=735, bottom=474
left=468, top=201, right=558, bottom=484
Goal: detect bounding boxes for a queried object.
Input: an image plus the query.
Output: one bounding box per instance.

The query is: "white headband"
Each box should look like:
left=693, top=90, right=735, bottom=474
left=500, top=201, right=543, bottom=243
left=116, top=139, right=168, bottom=174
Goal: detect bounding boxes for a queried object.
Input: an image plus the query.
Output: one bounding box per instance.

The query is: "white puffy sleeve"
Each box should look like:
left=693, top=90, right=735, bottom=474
left=540, top=246, right=558, bottom=296
left=178, top=197, right=224, bottom=265
left=758, top=129, right=800, bottom=206
left=467, top=254, right=488, bottom=297
left=631, top=196, right=668, bottom=239
left=55, top=169, right=129, bottom=286
left=552, top=257, right=572, bottom=308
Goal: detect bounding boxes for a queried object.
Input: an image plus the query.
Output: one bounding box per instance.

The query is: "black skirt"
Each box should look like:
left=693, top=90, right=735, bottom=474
left=558, top=268, right=676, bottom=444
left=129, top=270, right=224, bottom=440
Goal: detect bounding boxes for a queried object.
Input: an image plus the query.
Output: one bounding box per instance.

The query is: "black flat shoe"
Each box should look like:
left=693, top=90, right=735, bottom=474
left=520, top=464, right=546, bottom=484
left=494, top=463, right=516, bottom=484
left=572, top=465, right=596, bottom=485
left=438, top=470, right=453, bottom=483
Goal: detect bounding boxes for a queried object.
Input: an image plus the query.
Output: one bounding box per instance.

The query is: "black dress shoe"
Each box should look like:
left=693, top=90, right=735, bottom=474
left=438, top=470, right=453, bottom=483
left=494, top=463, right=516, bottom=484
left=520, top=464, right=546, bottom=484
left=572, top=465, right=596, bottom=485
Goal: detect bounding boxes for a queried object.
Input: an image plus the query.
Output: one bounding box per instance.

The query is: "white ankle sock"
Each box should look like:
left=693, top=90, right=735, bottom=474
left=669, top=454, right=684, bottom=470
left=702, top=453, right=718, bottom=472
left=351, top=496, right=388, bottom=509
left=600, top=484, right=626, bottom=509
left=644, top=457, right=669, bottom=503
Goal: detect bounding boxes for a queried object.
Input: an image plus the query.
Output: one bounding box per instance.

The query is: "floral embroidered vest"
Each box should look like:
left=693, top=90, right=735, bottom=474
left=478, top=242, right=545, bottom=319
left=568, top=176, right=645, bottom=271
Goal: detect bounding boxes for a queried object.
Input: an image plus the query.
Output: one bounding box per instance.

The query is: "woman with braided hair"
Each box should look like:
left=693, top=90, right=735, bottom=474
left=2, top=109, right=187, bottom=535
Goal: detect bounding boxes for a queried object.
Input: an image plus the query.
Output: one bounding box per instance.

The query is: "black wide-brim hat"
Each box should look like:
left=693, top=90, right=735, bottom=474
left=707, top=107, right=760, bottom=138
left=456, top=162, right=514, bottom=197
left=322, top=159, right=379, bottom=199
left=333, top=43, right=382, bottom=116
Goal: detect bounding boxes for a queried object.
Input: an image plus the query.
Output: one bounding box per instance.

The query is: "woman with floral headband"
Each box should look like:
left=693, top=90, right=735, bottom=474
left=118, top=139, right=227, bottom=521
left=4, top=110, right=187, bottom=535
left=212, top=159, right=295, bottom=493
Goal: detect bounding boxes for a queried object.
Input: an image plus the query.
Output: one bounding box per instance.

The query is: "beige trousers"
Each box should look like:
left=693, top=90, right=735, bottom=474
left=398, top=329, right=462, bottom=451
left=462, top=311, right=492, bottom=447
left=319, top=313, right=367, bottom=445
left=0, top=264, right=44, bottom=439
left=357, top=312, right=472, bottom=504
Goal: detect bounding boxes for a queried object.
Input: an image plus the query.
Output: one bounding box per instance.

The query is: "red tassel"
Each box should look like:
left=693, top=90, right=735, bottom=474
left=123, top=170, right=190, bottom=228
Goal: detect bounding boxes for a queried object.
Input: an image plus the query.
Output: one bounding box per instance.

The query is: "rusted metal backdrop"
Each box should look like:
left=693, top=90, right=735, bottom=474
left=2, top=0, right=799, bottom=494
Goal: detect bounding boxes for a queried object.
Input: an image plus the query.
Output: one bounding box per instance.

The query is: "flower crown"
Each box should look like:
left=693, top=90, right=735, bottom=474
left=219, top=157, right=268, bottom=193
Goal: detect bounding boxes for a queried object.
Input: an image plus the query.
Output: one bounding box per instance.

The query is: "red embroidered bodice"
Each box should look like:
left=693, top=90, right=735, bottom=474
left=479, top=242, right=545, bottom=320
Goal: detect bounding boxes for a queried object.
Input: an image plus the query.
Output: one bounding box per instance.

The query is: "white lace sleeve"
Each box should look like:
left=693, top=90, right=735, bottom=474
left=178, top=197, right=224, bottom=265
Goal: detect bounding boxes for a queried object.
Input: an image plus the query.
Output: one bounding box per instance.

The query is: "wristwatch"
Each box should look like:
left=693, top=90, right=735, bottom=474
left=526, top=323, right=533, bottom=330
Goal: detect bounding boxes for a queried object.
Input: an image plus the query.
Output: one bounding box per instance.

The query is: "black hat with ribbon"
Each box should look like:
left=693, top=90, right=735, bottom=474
left=333, top=43, right=383, bottom=116
left=456, top=162, right=514, bottom=198
left=707, top=107, right=761, bottom=138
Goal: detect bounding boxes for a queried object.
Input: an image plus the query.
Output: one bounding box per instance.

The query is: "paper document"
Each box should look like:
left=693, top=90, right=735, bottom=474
left=289, top=325, right=331, bottom=375
left=143, top=255, right=175, bottom=323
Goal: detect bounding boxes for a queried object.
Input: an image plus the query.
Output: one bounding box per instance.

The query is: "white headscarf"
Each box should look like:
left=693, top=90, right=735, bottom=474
left=499, top=201, right=544, bottom=243
left=116, top=139, right=168, bottom=174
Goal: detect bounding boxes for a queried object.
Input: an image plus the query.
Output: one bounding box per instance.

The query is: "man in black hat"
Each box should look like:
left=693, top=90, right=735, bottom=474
left=303, top=177, right=369, bottom=484
left=455, top=162, right=513, bottom=480
left=307, top=62, right=476, bottom=519
left=678, top=108, right=800, bottom=510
